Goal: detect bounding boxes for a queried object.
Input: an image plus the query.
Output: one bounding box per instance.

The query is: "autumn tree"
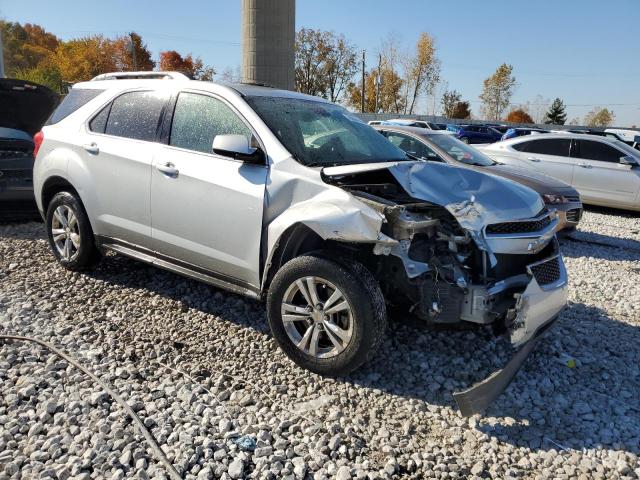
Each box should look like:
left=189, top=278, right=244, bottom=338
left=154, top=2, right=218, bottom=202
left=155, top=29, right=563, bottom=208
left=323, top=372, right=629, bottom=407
left=113, top=33, right=155, bottom=71
left=544, top=98, right=567, bottom=125
left=451, top=101, right=471, bottom=119
left=159, top=50, right=215, bottom=80
left=584, top=107, right=615, bottom=127
left=441, top=90, right=462, bottom=118
left=479, top=63, right=516, bottom=121
left=506, top=108, right=534, bottom=123
left=53, top=35, right=118, bottom=83
left=323, top=34, right=358, bottom=102
left=403, top=32, right=440, bottom=114
left=295, top=28, right=358, bottom=102
left=346, top=66, right=405, bottom=113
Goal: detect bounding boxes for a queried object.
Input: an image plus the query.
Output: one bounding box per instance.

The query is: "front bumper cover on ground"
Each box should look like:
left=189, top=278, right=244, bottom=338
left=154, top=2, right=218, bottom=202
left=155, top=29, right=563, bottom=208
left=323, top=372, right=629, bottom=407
left=453, top=256, right=567, bottom=416
left=453, top=316, right=558, bottom=416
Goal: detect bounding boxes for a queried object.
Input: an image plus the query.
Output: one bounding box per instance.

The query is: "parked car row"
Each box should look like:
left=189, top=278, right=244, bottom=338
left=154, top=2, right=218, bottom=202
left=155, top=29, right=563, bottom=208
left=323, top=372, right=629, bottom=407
left=478, top=133, right=640, bottom=211
left=25, top=71, right=574, bottom=415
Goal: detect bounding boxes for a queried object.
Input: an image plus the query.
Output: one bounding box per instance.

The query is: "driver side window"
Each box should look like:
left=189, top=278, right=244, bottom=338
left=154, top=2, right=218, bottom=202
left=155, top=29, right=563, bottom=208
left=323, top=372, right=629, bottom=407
left=170, top=92, right=252, bottom=154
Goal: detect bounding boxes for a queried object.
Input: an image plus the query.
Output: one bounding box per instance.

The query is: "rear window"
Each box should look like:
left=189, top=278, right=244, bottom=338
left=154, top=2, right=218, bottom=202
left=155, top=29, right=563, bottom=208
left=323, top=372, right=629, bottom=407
left=104, top=91, right=166, bottom=142
left=47, top=88, right=104, bottom=125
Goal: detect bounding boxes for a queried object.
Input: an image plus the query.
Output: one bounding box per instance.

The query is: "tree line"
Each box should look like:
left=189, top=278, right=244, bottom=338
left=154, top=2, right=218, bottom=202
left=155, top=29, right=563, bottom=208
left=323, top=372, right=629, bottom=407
left=1, top=20, right=617, bottom=127
left=0, top=21, right=216, bottom=92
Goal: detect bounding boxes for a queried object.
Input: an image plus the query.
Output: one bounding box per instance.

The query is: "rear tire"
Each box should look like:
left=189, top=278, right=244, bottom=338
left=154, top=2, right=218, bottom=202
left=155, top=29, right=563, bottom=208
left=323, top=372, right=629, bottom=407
left=267, top=254, right=387, bottom=376
left=45, top=191, right=100, bottom=271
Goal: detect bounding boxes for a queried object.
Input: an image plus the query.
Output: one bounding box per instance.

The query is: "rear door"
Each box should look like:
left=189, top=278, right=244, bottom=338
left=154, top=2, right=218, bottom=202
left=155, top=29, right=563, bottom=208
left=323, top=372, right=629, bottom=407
left=510, top=137, right=574, bottom=184
left=81, top=90, right=167, bottom=248
left=150, top=90, right=267, bottom=288
left=572, top=139, right=640, bottom=206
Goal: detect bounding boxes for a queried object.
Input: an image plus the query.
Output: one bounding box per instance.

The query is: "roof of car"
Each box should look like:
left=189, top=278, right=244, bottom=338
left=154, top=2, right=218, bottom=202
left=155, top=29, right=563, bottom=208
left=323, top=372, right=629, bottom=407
left=497, top=132, right=625, bottom=145
left=75, top=74, right=329, bottom=102
left=373, top=124, right=453, bottom=136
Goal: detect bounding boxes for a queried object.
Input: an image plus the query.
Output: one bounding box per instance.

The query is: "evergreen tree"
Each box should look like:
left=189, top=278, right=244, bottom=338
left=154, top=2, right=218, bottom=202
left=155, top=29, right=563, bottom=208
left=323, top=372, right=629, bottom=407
left=544, top=98, right=567, bottom=125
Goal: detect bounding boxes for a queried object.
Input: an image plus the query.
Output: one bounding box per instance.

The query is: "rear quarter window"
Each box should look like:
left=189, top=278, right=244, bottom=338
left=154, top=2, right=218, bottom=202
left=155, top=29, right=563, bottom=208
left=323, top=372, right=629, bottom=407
left=47, top=88, right=104, bottom=125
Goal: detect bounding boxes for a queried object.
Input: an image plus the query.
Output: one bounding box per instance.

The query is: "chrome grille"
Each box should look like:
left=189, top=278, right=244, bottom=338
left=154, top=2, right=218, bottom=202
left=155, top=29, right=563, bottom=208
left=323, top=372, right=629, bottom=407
left=566, top=208, right=582, bottom=222
left=529, top=256, right=561, bottom=286
left=486, top=214, right=551, bottom=235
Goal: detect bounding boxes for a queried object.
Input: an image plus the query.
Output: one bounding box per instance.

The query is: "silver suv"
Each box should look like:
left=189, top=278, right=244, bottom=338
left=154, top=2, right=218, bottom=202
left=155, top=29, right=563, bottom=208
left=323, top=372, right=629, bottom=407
left=34, top=72, right=568, bottom=414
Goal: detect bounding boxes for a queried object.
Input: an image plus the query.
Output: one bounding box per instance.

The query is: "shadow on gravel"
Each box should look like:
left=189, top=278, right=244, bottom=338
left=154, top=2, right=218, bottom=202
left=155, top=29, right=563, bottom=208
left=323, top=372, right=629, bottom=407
left=0, top=221, right=46, bottom=240
left=83, top=254, right=640, bottom=456
left=583, top=204, right=640, bottom=218
left=559, top=233, right=640, bottom=261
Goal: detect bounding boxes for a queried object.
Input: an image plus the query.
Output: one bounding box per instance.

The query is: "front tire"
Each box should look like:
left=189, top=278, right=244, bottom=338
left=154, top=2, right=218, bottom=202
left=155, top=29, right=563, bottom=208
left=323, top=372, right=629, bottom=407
left=45, top=191, right=100, bottom=271
left=267, top=254, right=387, bottom=376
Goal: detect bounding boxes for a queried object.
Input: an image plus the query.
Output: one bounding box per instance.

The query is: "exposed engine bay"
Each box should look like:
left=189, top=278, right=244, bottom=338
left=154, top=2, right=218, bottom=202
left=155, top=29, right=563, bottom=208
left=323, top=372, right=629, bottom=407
left=321, top=162, right=567, bottom=348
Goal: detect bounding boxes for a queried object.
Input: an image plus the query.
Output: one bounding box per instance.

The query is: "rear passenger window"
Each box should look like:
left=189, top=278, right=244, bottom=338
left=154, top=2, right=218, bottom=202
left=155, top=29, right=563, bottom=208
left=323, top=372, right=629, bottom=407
left=47, top=88, right=104, bottom=125
left=577, top=140, right=622, bottom=163
left=89, top=104, right=111, bottom=134
left=514, top=138, right=570, bottom=156
left=105, top=91, right=166, bottom=142
left=169, top=92, right=252, bottom=154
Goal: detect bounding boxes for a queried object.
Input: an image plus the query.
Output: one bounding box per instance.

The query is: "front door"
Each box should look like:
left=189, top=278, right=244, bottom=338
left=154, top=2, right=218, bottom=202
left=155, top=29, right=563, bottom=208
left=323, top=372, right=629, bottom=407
left=572, top=139, right=640, bottom=207
left=150, top=91, right=267, bottom=288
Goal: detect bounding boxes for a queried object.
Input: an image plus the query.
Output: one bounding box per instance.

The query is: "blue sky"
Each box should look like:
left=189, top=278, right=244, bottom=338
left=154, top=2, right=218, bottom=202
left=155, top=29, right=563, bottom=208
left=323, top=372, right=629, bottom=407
left=1, top=0, right=638, bottom=126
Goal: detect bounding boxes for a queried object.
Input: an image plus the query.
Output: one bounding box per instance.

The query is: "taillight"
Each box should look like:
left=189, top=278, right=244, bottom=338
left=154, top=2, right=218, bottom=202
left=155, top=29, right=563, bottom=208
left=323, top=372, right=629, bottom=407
left=33, top=131, right=44, bottom=158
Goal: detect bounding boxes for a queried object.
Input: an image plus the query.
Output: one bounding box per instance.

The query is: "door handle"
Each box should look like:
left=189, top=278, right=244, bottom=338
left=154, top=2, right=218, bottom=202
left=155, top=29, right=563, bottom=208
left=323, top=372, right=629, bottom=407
left=526, top=157, right=541, bottom=162
left=157, top=162, right=179, bottom=177
left=82, top=143, right=99, bottom=155
left=577, top=163, right=592, bottom=169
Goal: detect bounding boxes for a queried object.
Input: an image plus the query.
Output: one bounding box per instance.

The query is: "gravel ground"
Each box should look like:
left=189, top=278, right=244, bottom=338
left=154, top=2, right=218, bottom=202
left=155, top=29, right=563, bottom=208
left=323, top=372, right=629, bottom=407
left=1, top=208, right=639, bottom=480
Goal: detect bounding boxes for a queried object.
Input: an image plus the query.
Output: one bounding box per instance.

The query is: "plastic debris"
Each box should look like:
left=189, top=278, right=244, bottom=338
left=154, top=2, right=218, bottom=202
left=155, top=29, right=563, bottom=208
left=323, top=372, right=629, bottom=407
left=556, top=353, right=576, bottom=368
left=234, top=435, right=257, bottom=451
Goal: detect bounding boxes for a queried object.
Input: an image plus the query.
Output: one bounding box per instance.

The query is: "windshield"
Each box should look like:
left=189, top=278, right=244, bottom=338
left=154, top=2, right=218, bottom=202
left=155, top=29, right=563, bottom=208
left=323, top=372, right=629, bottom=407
left=426, top=133, right=496, bottom=166
left=245, top=96, right=408, bottom=166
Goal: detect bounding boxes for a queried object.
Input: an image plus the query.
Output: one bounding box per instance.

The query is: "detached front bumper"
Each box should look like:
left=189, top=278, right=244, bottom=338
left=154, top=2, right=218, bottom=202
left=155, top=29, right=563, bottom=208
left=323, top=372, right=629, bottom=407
left=453, top=256, right=568, bottom=416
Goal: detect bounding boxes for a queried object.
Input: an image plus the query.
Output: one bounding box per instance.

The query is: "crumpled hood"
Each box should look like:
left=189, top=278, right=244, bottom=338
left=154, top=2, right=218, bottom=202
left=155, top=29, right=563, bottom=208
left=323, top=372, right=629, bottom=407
left=389, top=162, right=544, bottom=222
left=485, top=164, right=576, bottom=195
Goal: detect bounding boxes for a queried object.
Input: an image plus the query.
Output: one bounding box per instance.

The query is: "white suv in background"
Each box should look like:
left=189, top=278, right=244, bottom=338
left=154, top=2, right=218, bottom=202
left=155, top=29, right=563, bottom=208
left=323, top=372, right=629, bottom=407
left=33, top=72, right=568, bottom=414
left=480, top=133, right=640, bottom=211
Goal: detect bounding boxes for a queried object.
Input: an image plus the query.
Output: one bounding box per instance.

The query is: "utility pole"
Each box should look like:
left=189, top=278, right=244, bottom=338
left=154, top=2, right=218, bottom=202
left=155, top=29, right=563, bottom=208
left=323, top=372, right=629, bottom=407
left=361, top=50, right=366, bottom=113
left=375, top=53, right=382, bottom=114
left=129, top=32, right=138, bottom=71
left=0, top=28, right=5, bottom=78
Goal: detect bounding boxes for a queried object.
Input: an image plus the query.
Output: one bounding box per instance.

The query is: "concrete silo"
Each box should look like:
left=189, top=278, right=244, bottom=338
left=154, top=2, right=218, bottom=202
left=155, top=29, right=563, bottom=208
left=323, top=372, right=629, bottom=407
left=241, top=0, right=295, bottom=90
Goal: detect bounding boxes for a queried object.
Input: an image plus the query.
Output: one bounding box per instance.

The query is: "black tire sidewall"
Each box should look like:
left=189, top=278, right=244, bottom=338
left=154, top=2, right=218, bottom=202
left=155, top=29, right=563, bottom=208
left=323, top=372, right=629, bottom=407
left=45, top=192, right=97, bottom=270
left=267, top=255, right=384, bottom=376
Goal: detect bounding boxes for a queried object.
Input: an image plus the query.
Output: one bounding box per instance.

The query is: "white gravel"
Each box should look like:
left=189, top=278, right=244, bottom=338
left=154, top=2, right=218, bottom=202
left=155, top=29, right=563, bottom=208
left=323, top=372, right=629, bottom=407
left=1, top=208, right=639, bottom=479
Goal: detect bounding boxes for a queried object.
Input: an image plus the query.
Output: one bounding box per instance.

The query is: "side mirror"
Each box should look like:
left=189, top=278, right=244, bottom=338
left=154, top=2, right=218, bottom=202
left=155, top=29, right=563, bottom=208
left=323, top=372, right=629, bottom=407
left=212, top=134, right=264, bottom=164
left=620, top=155, right=639, bottom=166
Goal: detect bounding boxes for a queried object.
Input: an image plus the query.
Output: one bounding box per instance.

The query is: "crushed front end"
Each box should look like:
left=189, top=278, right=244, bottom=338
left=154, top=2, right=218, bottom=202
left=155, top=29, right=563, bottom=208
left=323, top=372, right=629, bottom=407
left=322, top=161, right=568, bottom=415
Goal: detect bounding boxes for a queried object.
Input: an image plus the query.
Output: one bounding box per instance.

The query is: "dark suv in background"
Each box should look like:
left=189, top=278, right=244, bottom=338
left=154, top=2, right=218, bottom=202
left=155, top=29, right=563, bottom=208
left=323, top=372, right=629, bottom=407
left=0, top=78, right=59, bottom=220
left=446, top=124, right=502, bottom=144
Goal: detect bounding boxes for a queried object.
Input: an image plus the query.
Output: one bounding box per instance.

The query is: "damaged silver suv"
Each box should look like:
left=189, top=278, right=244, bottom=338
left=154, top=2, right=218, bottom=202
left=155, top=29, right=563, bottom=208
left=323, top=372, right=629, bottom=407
left=34, top=72, right=567, bottom=414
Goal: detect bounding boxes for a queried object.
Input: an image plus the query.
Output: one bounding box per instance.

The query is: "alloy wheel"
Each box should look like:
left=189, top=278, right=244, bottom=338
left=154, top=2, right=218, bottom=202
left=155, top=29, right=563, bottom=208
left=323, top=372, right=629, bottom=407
left=51, top=205, right=81, bottom=261
left=281, top=276, right=354, bottom=359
